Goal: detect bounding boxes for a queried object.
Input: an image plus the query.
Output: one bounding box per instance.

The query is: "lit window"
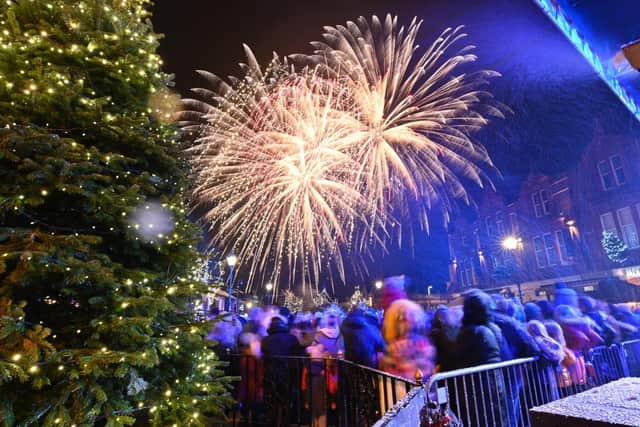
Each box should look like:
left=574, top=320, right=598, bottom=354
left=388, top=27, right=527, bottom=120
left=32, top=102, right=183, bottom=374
left=600, top=212, right=618, bottom=237
left=617, top=206, right=639, bottom=249
left=598, top=160, right=615, bottom=190
left=533, top=236, right=546, bottom=268
left=610, top=155, right=626, bottom=185
left=555, top=230, right=570, bottom=264
left=544, top=233, right=559, bottom=266
left=532, top=190, right=550, bottom=217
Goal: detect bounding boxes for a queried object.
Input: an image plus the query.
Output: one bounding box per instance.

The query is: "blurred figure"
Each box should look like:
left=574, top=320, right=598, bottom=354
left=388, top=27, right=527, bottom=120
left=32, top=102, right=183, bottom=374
left=554, top=286, right=578, bottom=308
left=537, top=300, right=555, bottom=320
left=208, top=312, right=243, bottom=358
left=381, top=299, right=436, bottom=380
left=341, top=308, right=386, bottom=368
left=429, top=306, right=459, bottom=372
left=527, top=320, right=563, bottom=364
left=456, top=290, right=503, bottom=367
left=578, top=296, right=618, bottom=345
left=381, top=275, right=408, bottom=311
left=524, top=302, right=543, bottom=322
left=492, top=296, right=540, bottom=361
left=554, top=305, right=604, bottom=353
left=454, top=290, right=508, bottom=426
left=545, top=320, right=586, bottom=389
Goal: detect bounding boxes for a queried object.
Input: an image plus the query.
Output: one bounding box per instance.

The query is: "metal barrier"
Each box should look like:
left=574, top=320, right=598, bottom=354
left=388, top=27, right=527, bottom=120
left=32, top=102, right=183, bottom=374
left=621, top=339, right=640, bottom=377
left=226, top=355, right=415, bottom=427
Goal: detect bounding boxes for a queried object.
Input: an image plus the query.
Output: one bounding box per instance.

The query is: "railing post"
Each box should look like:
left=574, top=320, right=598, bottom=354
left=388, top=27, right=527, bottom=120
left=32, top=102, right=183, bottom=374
left=414, top=368, right=424, bottom=386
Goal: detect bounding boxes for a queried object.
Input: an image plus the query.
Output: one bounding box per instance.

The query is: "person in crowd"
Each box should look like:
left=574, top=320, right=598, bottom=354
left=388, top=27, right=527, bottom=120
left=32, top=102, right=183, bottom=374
left=554, top=304, right=604, bottom=353
left=380, top=275, right=408, bottom=311
left=429, top=306, right=459, bottom=372
left=554, top=285, right=578, bottom=308
left=381, top=299, right=436, bottom=381
left=611, top=304, right=640, bottom=341
left=524, top=302, right=543, bottom=322
left=237, top=332, right=264, bottom=418
left=341, top=308, right=386, bottom=368
left=455, top=290, right=503, bottom=367
left=537, top=300, right=555, bottom=320
left=492, top=295, right=538, bottom=427
left=207, top=312, right=243, bottom=358
left=544, top=320, right=586, bottom=390
left=261, top=315, right=304, bottom=426
left=527, top=320, right=563, bottom=364
left=578, top=296, right=619, bottom=345
left=492, top=296, right=540, bottom=361
left=262, top=315, right=304, bottom=357
left=455, top=290, right=508, bottom=426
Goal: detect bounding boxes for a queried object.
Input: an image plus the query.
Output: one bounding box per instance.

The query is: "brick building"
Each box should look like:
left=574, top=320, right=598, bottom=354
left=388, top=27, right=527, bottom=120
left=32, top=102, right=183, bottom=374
left=447, top=128, right=640, bottom=302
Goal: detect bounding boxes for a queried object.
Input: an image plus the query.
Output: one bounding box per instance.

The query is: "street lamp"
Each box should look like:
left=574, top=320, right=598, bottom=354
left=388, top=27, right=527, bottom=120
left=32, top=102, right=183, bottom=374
left=226, top=254, right=237, bottom=312
left=501, top=236, right=523, bottom=303
left=265, top=282, right=273, bottom=305
left=374, top=280, right=383, bottom=290
left=427, top=285, right=433, bottom=296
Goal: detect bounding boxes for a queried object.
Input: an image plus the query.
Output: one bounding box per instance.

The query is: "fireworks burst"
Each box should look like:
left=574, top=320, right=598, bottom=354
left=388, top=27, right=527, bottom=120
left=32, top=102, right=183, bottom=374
left=182, top=48, right=381, bottom=294
left=183, top=15, right=502, bottom=294
left=298, top=15, right=503, bottom=240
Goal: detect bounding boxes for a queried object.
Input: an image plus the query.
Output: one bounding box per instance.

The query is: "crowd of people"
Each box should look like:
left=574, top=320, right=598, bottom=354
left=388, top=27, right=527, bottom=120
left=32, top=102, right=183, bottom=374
left=208, top=280, right=640, bottom=425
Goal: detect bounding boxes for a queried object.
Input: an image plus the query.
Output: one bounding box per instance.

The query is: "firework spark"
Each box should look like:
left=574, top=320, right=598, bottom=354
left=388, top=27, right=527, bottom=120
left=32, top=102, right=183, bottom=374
left=297, top=15, right=503, bottom=241
left=182, top=48, right=381, bottom=294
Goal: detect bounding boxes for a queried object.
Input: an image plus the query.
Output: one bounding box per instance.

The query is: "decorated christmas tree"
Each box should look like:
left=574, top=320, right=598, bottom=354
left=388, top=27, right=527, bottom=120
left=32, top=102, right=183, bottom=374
left=0, top=1, right=232, bottom=425
left=602, top=231, right=628, bottom=264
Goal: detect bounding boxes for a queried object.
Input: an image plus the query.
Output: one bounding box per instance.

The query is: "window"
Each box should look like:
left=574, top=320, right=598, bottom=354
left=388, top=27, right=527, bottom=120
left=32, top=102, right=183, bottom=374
left=610, top=155, right=626, bottom=185
left=532, top=192, right=543, bottom=217
left=496, top=211, right=504, bottom=235
left=485, top=217, right=495, bottom=237
left=555, top=230, right=570, bottom=264
left=598, top=161, right=615, bottom=190
left=509, top=212, right=518, bottom=233
left=532, top=190, right=550, bottom=217
left=617, top=207, right=639, bottom=248
left=598, top=155, right=626, bottom=190
left=600, top=212, right=618, bottom=237
left=540, top=190, right=551, bottom=214
left=544, top=233, right=559, bottom=266
left=533, top=236, right=546, bottom=268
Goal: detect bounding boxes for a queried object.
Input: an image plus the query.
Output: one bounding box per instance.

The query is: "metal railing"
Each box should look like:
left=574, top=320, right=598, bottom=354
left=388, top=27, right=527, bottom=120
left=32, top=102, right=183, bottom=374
left=224, top=339, right=640, bottom=426
left=226, top=355, right=415, bottom=426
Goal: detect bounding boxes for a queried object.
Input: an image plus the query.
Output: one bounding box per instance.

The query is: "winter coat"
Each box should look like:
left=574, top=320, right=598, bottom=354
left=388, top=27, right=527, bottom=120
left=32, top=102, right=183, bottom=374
left=493, top=312, right=540, bottom=361
left=382, top=333, right=436, bottom=380
left=261, top=317, right=304, bottom=357
left=455, top=290, right=503, bottom=368
left=554, top=305, right=604, bottom=353
left=341, top=310, right=386, bottom=368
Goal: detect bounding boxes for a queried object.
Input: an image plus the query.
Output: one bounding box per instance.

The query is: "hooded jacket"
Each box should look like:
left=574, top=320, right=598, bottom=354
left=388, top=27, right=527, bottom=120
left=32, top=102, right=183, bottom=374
left=455, top=290, right=503, bottom=368
left=261, top=316, right=304, bottom=357
left=341, top=310, right=386, bottom=368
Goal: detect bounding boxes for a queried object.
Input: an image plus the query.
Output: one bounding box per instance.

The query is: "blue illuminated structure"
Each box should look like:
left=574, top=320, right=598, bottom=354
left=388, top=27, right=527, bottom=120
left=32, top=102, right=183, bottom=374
left=534, top=0, right=640, bottom=122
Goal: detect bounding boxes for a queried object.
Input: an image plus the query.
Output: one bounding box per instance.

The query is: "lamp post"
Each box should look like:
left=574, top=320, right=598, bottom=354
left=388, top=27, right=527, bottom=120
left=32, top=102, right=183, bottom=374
left=265, top=282, right=273, bottom=305
left=501, top=236, right=523, bottom=303
left=427, top=285, right=433, bottom=297
left=226, top=254, right=237, bottom=312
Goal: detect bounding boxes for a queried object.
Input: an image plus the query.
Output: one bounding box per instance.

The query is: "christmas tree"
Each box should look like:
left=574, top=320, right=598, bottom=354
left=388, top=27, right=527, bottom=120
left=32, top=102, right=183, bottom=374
left=0, top=1, right=232, bottom=425
left=602, top=231, right=628, bottom=264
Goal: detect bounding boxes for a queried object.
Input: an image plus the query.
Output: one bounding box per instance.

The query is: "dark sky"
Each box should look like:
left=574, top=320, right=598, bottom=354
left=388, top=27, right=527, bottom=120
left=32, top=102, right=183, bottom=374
left=151, top=0, right=632, bottom=296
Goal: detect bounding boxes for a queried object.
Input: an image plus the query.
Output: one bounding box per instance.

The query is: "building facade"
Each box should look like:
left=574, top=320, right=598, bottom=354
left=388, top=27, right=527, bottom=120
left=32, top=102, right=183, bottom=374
left=447, top=130, right=640, bottom=301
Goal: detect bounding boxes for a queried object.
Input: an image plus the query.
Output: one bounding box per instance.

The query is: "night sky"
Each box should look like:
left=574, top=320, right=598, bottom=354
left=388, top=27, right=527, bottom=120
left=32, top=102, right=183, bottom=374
left=151, top=0, right=634, bottom=296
